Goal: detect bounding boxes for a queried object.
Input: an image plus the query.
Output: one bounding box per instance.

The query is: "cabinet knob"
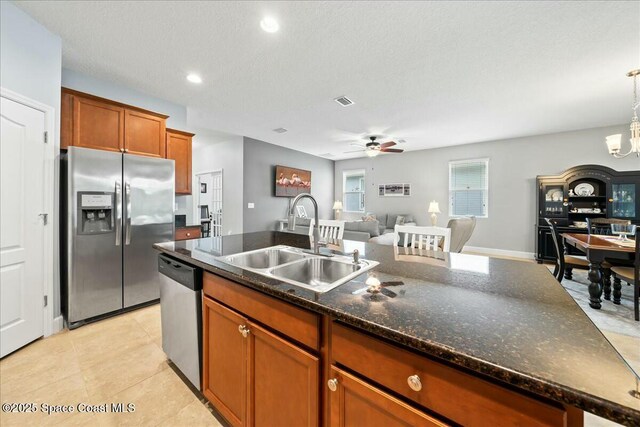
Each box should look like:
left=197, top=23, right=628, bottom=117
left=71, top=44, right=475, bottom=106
left=327, top=378, right=338, bottom=392
left=238, top=325, right=250, bottom=338
left=124, top=148, right=129, bottom=152
left=186, top=233, right=191, bottom=237
left=407, top=374, right=422, bottom=391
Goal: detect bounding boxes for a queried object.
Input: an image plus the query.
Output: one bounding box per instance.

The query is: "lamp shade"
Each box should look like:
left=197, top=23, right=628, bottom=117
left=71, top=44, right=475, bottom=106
left=605, top=134, right=622, bottom=153
left=428, top=200, right=440, bottom=213
left=332, top=200, right=343, bottom=210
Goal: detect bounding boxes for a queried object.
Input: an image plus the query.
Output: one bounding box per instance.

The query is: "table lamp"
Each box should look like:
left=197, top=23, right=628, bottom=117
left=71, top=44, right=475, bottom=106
left=332, top=200, right=343, bottom=220
left=428, top=200, right=440, bottom=226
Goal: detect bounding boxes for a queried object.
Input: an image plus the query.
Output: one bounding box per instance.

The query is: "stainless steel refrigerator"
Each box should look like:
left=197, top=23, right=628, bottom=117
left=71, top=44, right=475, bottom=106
left=61, top=146, right=174, bottom=328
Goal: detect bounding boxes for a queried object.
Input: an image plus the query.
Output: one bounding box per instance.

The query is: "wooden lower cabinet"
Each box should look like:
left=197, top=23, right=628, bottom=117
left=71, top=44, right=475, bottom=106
left=203, top=297, right=248, bottom=427
left=175, top=226, right=201, bottom=241
left=250, top=323, right=319, bottom=427
left=202, top=294, right=319, bottom=427
left=328, top=367, right=447, bottom=427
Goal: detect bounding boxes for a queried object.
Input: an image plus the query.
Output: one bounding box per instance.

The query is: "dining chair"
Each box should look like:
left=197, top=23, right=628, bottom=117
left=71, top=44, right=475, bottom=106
left=610, top=227, right=639, bottom=321
left=393, top=225, right=451, bottom=252
left=586, top=217, right=631, bottom=236
left=308, top=219, right=345, bottom=240
left=545, top=218, right=590, bottom=282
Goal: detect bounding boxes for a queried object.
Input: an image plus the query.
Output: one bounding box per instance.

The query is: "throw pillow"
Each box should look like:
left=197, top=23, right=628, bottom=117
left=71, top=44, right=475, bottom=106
left=395, top=215, right=406, bottom=226
left=362, top=214, right=377, bottom=222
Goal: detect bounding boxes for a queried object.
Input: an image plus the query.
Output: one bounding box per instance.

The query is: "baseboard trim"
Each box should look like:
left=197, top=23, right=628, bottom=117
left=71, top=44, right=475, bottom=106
left=52, top=315, right=64, bottom=334
left=463, top=246, right=535, bottom=260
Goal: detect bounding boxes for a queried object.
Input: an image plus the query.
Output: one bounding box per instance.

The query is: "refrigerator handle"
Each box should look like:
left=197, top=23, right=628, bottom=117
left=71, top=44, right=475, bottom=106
left=125, top=182, right=132, bottom=245
left=115, top=180, right=122, bottom=246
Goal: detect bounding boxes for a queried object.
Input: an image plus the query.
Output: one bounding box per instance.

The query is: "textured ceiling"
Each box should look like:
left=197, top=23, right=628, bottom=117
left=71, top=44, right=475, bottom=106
left=16, top=1, right=640, bottom=159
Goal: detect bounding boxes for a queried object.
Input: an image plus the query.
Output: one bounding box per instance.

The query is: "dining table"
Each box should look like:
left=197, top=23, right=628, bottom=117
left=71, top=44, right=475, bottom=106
left=561, top=233, right=637, bottom=309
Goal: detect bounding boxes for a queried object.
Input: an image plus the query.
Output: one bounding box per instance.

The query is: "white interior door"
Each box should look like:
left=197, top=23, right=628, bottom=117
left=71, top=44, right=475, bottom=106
left=0, top=96, right=46, bottom=357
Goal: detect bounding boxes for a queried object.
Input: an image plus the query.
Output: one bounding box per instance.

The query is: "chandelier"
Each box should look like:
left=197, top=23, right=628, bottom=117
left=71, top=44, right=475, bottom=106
left=605, top=69, right=640, bottom=158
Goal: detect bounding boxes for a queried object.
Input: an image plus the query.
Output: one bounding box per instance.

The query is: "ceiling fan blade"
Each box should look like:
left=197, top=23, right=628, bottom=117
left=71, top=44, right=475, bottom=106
left=379, top=141, right=397, bottom=149
left=349, top=142, right=366, bottom=148
left=381, top=148, right=404, bottom=153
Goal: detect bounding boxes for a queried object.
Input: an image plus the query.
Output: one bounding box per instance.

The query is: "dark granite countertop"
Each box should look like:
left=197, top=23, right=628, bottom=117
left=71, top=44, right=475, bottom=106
left=153, top=231, right=640, bottom=425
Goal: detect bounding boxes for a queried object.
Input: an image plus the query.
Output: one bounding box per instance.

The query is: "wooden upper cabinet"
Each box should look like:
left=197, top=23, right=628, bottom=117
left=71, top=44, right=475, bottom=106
left=60, top=91, right=73, bottom=150
left=72, top=95, right=124, bottom=153
left=124, top=109, right=167, bottom=158
left=166, top=129, right=194, bottom=194
left=61, top=88, right=168, bottom=158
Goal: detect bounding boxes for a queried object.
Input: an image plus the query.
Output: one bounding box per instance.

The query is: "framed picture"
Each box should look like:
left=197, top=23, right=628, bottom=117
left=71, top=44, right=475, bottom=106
left=379, top=183, right=411, bottom=197
left=296, top=205, right=308, bottom=218
left=275, top=165, right=312, bottom=197
left=200, top=183, right=207, bottom=193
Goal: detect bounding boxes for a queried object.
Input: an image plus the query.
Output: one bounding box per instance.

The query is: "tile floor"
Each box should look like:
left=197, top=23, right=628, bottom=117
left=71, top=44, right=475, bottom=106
left=0, top=305, right=222, bottom=426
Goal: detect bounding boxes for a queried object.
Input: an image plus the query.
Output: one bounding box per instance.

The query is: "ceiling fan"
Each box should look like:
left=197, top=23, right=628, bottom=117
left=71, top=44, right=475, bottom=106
left=344, top=136, right=404, bottom=157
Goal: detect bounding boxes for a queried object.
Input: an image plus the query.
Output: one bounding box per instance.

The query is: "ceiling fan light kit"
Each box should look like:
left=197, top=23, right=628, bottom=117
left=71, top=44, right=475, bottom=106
left=346, top=136, right=405, bottom=157
left=605, top=69, right=640, bottom=158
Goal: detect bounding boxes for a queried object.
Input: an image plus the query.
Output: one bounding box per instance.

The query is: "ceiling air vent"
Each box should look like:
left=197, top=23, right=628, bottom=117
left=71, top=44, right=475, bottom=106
left=334, top=96, right=354, bottom=107
left=319, top=153, right=335, bottom=158
left=273, top=127, right=288, bottom=133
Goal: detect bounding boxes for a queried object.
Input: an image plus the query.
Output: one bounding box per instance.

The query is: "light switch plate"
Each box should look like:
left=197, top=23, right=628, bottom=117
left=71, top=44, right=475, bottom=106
left=248, top=203, right=255, bottom=209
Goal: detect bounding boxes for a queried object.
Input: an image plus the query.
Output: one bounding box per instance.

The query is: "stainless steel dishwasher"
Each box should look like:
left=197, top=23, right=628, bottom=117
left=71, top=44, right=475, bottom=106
left=158, top=254, right=202, bottom=389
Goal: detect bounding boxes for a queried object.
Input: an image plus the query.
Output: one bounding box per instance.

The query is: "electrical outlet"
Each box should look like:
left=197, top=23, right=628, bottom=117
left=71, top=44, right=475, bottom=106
left=248, top=203, right=255, bottom=209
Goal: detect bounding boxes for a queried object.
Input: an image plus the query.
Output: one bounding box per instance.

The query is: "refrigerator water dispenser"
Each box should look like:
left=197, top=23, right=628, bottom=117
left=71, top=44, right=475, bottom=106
left=77, top=192, right=114, bottom=234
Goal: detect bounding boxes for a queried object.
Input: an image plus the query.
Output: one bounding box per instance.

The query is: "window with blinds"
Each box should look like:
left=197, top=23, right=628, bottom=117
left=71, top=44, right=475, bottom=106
left=343, top=169, right=365, bottom=212
left=449, top=159, right=489, bottom=218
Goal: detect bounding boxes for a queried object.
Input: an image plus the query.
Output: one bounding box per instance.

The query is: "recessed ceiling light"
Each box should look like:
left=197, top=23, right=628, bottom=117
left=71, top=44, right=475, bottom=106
left=260, top=16, right=279, bottom=33
left=273, top=127, right=288, bottom=133
left=186, top=73, right=202, bottom=84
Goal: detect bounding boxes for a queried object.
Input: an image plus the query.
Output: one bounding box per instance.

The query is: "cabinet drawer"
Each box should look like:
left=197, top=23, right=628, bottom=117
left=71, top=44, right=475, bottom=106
left=204, top=272, right=319, bottom=351
left=175, top=226, right=201, bottom=241
left=331, top=322, right=568, bottom=427
left=328, top=366, right=448, bottom=427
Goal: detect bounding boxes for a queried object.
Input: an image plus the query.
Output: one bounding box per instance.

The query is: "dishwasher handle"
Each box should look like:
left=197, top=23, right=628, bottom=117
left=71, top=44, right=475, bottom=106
left=158, top=254, right=202, bottom=291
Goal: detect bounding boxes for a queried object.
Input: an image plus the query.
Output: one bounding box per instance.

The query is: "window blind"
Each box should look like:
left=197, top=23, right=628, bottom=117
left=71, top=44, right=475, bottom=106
left=343, top=170, right=365, bottom=212
left=449, top=159, right=488, bottom=217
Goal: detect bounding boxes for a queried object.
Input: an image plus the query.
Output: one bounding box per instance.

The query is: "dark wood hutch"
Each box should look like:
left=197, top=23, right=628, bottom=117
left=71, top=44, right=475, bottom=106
left=536, top=164, right=640, bottom=262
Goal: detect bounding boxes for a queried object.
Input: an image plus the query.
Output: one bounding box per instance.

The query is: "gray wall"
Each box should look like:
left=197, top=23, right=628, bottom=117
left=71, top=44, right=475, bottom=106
left=1, top=1, right=63, bottom=317
left=243, top=137, right=335, bottom=233
left=62, top=68, right=187, bottom=129
left=335, top=124, right=640, bottom=255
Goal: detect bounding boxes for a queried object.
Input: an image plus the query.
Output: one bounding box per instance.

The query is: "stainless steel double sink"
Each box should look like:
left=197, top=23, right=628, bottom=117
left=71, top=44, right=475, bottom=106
left=218, top=245, right=378, bottom=293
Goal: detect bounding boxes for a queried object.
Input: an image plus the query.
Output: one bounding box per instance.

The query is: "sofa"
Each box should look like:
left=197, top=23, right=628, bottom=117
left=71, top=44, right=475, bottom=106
left=285, top=213, right=416, bottom=242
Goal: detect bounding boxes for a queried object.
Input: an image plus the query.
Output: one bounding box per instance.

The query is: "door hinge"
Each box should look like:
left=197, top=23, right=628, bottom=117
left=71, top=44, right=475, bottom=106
left=43, top=131, right=48, bottom=143
left=44, top=295, right=48, bottom=307
left=39, top=213, right=48, bottom=225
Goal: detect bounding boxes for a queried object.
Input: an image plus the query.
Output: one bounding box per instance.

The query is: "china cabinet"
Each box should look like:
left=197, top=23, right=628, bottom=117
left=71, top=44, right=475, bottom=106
left=536, top=165, right=640, bottom=262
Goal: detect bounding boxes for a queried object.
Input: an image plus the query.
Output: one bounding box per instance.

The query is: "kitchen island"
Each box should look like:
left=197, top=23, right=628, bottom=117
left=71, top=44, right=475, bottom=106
left=154, top=231, right=640, bottom=426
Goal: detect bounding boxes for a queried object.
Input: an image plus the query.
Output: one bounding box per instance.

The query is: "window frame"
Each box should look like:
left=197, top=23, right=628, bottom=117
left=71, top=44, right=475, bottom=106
left=343, top=169, right=366, bottom=213
left=448, top=158, right=489, bottom=219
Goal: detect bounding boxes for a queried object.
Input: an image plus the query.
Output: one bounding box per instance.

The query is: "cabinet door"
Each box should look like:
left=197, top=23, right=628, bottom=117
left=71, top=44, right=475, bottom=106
left=202, top=297, right=248, bottom=427
left=61, top=91, right=73, bottom=150
left=610, top=183, right=637, bottom=220
left=166, top=130, right=192, bottom=194
left=328, top=367, right=447, bottom=427
left=72, top=96, right=124, bottom=152
left=249, top=321, right=319, bottom=427
left=540, top=183, right=567, bottom=217
left=124, top=109, right=166, bottom=157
